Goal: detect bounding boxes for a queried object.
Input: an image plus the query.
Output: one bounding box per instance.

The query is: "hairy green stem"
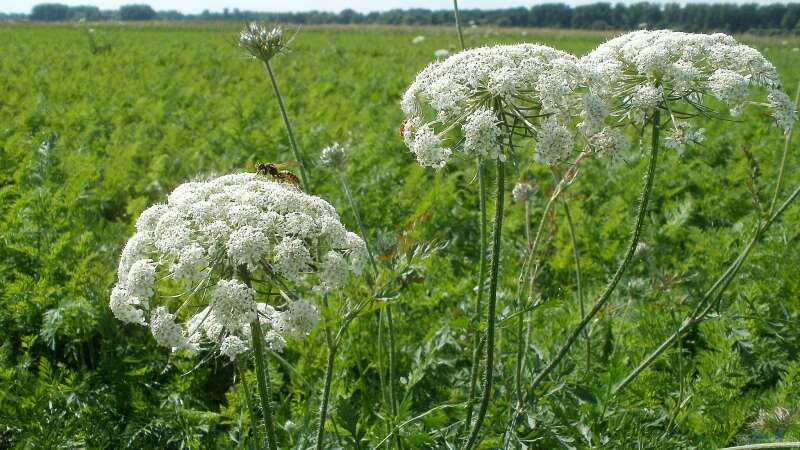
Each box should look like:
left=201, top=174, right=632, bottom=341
left=263, top=60, right=310, bottom=191
left=528, top=110, right=661, bottom=393
left=249, top=317, right=278, bottom=450
left=239, top=267, right=279, bottom=450
left=339, top=173, right=377, bottom=271
left=465, top=159, right=488, bottom=430
left=315, top=296, right=338, bottom=450
left=237, top=359, right=262, bottom=449
left=464, top=158, right=505, bottom=450
left=614, top=182, right=800, bottom=393
left=453, top=0, right=466, bottom=50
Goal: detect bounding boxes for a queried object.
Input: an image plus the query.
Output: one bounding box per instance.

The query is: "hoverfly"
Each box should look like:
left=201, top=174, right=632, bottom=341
left=248, top=161, right=302, bottom=187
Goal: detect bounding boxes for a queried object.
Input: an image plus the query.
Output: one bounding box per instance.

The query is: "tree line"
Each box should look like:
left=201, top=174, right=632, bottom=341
left=8, top=2, right=800, bottom=33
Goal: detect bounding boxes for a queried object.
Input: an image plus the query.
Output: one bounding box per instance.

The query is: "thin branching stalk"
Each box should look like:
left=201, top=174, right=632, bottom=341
left=262, top=60, right=310, bottom=191
left=315, top=295, right=338, bottom=450
left=528, top=110, right=661, bottom=393
left=336, top=171, right=400, bottom=448
left=614, top=181, right=800, bottom=393
left=505, top=177, right=566, bottom=448
left=237, top=359, right=262, bottom=449
left=453, top=0, right=466, bottom=50
left=561, top=196, right=587, bottom=371
left=465, top=159, right=488, bottom=430
left=769, top=82, right=800, bottom=213
left=464, top=158, right=505, bottom=450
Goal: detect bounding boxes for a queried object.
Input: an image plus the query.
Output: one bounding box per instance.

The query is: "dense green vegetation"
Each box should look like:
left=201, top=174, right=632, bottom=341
left=1, top=23, right=799, bottom=449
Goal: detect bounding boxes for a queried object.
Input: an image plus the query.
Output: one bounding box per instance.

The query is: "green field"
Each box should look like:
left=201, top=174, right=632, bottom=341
left=1, top=23, right=800, bottom=449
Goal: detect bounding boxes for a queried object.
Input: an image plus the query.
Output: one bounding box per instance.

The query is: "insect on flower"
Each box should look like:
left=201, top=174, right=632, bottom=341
left=250, top=161, right=302, bottom=187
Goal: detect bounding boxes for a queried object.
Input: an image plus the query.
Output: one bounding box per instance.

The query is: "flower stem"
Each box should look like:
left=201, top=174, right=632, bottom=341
left=338, top=173, right=377, bottom=273
left=465, top=158, right=488, bottom=431
left=249, top=317, right=279, bottom=450
left=561, top=198, right=587, bottom=371
left=315, top=296, right=337, bottom=450
left=769, top=81, right=800, bottom=214
left=464, top=158, right=505, bottom=450
left=262, top=60, right=310, bottom=191
left=528, top=109, right=661, bottom=394
left=386, top=305, right=404, bottom=450
left=237, top=359, right=262, bottom=448
left=453, top=0, right=466, bottom=50
left=614, top=181, right=800, bottom=394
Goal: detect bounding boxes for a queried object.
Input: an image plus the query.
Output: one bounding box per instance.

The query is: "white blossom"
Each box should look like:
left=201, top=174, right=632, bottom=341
left=535, top=120, right=573, bottom=165
left=582, top=30, right=791, bottom=129
left=111, top=172, right=366, bottom=359
left=401, top=44, right=590, bottom=168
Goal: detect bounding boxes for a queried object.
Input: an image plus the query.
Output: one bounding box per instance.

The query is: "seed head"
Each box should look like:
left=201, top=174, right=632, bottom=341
left=240, top=23, right=286, bottom=63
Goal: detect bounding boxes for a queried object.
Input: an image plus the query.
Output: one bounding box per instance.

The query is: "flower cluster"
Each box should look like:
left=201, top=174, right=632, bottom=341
left=320, top=142, right=346, bottom=169
left=401, top=44, right=599, bottom=168
left=512, top=182, right=537, bottom=203
left=240, top=23, right=286, bottom=63
left=582, top=30, right=796, bottom=136
left=110, top=173, right=367, bottom=359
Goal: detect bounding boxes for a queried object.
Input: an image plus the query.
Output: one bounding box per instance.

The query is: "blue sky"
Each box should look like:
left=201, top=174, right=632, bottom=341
left=1, top=0, right=786, bottom=14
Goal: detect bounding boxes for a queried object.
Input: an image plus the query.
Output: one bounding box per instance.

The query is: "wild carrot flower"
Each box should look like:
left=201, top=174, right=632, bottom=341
left=401, top=44, right=604, bottom=168
left=110, top=173, right=367, bottom=360
left=582, top=30, right=796, bottom=145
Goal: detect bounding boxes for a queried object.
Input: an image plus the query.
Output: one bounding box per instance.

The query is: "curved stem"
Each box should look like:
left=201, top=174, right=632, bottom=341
left=465, top=159, right=488, bottom=430
left=250, top=318, right=279, bottom=450
left=614, top=182, right=800, bottom=393
left=464, top=158, right=505, bottom=450
left=768, top=81, right=800, bottom=214
left=719, top=442, right=800, bottom=450
left=315, top=296, right=338, bottom=450
left=339, top=173, right=377, bottom=271
left=528, top=110, right=660, bottom=393
left=453, top=0, right=466, bottom=50
left=263, top=60, right=310, bottom=191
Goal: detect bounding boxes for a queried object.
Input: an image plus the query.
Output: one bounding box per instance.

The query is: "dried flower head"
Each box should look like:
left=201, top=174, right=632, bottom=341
left=110, top=173, right=367, bottom=359
left=582, top=30, right=796, bottom=137
left=512, top=182, right=537, bottom=203
left=240, top=23, right=286, bottom=63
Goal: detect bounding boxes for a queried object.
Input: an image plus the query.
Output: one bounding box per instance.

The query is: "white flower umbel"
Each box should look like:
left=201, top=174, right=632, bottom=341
left=401, top=44, right=592, bottom=168
left=582, top=29, right=796, bottom=138
left=512, top=182, right=537, bottom=203
left=320, top=142, right=346, bottom=169
left=110, top=172, right=366, bottom=359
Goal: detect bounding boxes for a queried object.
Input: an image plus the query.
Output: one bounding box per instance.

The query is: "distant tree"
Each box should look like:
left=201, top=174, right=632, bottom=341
left=119, top=4, right=156, bottom=21
left=30, top=3, right=69, bottom=21
left=530, top=3, right=572, bottom=28
left=68, top=6, right=102, bottom=21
